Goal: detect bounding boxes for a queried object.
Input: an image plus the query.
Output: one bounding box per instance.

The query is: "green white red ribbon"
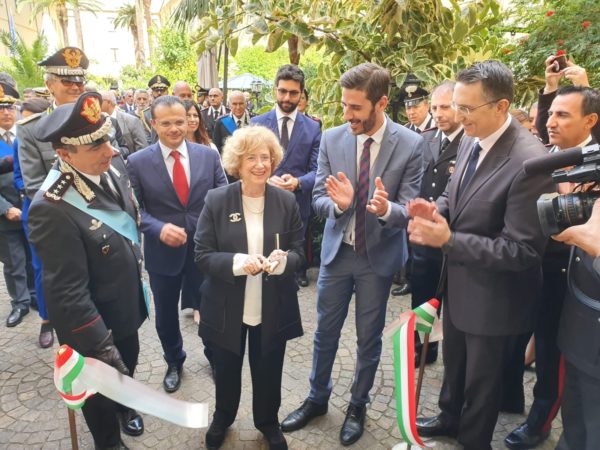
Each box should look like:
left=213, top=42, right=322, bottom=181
left=389, top=298, right=441, bottom=447
left=54, top=345, right=208, bottom=428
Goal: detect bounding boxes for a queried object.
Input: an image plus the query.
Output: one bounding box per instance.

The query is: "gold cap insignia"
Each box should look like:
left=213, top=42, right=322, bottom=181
left=157, top=76, right=162, bottom=84
left=80, top=96, right=101, bottom=124
left=63, top=48, right=82, bottom=69
left=0, top=85, right=4, bottom=98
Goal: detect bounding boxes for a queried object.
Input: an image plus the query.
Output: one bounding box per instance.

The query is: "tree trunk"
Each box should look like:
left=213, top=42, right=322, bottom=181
left=57, top=4, right=70, bottom=47
left=142, top=0, right=153, bottom=58
left=73, top=5, right=84, bottom=51
left=131, top=25, right=143, bottom=68
left=288, top=35, right=300, bottom=65
left=134, top=0, right=146, bottom=65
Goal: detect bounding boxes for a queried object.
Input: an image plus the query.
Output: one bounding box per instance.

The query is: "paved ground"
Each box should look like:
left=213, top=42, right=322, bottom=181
left=0, top=267, right=562, bottom=449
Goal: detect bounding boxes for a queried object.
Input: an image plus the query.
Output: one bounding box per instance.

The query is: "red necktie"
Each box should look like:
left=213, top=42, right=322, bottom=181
left=170, top=150, right=189, bottom=206
left=354, top=138, right=373, bottom=256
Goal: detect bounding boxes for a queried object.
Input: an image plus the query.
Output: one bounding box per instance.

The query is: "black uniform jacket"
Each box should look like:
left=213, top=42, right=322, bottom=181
left=194, top=182, right=305, bottom=355
left=28, top=156, right=147, bottom=353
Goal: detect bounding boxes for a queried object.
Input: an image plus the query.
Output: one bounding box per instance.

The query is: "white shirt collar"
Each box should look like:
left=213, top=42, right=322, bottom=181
left=478, top=115, right=512, bottom=151
left=0, top=125, right=16, bottom=136
left=159, top=139, right=188, bottom=160
left=275, top=106, right=298, bottom=123
left=418, top=113, right=432, bottom=132
left=574, top=135, right=593, bottom=149
left=357, top=116, right=387, bottom=147
left=110, top=108, right=118, bottom=119
left=442, top=126, right=463, bottom=142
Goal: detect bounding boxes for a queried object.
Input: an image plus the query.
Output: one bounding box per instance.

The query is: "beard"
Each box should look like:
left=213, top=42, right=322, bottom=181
left=277, top=99, right=299, bottom=114
left=349, top=107, right=377, bottom=135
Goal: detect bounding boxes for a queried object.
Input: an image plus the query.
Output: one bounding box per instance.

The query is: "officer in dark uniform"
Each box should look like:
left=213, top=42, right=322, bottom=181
left=399, top=74, right=433, bottom=134
left=404, top=81, right=463, bottom=365
left=552, top=198, right=600, bottom=450
left=143, top=75, right=171, bottom=145
left=27, top=92, right=149, bottom=450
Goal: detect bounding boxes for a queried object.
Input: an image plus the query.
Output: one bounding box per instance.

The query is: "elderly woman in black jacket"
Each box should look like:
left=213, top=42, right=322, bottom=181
left=194, top=125, right=304, bottom=450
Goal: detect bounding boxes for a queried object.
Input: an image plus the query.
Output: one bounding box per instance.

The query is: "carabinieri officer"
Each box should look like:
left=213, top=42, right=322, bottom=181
left=27, top=92, right=149, bottom=450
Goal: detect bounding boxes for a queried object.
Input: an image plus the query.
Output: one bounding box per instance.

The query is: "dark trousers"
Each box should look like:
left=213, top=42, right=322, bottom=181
left=0, top=228, right=36, bottom=311
left=148, top=253, right=204, bottom=367
left=556, top=360, right=600, bottom=450
left=82, top=332, right=139, bottom=448
left=211, top=324, right=286, bottom=431
left=501, top=331, right=530, bottom=412
left=438, top=308, right=518, bottom=450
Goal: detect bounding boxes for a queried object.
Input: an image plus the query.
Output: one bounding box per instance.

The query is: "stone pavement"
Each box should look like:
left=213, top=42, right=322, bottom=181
left=0, top=267, right=562, bottom=449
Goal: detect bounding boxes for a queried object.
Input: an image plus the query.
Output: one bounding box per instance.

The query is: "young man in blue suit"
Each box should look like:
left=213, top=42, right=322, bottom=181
left=281, top=63, right=425, bottom=445
left=251, top=65, right=321, bottom=287
left=127, top=96, right=227, bottom=393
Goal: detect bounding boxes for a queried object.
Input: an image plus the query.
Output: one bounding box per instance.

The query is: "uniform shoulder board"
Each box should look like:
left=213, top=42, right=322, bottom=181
left=44, top=172, right=75, bottom=202
left=422, top=126, right=438, bottom=133
left=17, top=112, right=43, bottom=126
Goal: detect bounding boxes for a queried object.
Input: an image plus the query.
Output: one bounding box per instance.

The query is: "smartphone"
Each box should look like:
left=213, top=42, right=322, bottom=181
left=552, top=54, right=567, bottom=72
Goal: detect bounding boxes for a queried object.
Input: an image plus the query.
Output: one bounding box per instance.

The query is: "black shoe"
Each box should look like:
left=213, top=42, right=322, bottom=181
left=504, top=423, right=550, bottom=449
left=297, top=272, right=309, bottom=287
left=163, top=365, right=182, bottom=393
left=391, top=282, right=411, bottom=296
left=261, top=426, right=288, bottom=450
left=6, top=307, right=28, bottom=327
left=39, top=322, right=54, bottom=348
left=281, top=399, right=328, bottom=432
left=414, top=343, right=438, bottom=368
left=118, top=408, right=144, bottom=436
left=340, top=403, right=366, bottom=446
left=416, top=415, right=458, bottom=438
left=206, top=420, right=228, bottom=449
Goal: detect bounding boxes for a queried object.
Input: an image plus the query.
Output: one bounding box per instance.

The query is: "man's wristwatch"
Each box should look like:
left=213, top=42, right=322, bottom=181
left=295, top=178, right=302, bottom=191
left=441, top=231, right=455, bottom=254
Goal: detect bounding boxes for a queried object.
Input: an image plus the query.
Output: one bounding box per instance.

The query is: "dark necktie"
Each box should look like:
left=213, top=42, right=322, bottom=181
left=458, top=142, right=482, bottom=198
left=3, top=132, right=12, bottom=147
left=100, top=173, right=123, bottom=208
left=281, top=116, right=290, bottom=150
left=236, top=119, right=241, bottom=128
left=440, top=137, right=451, bottom=154
left=171, top=150, right=189, bottom=206
left=354, top=138, right=374, bottom=256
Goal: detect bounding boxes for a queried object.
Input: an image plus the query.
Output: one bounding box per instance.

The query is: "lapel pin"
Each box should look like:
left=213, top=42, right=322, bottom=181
left=89, top=219, right=102, bottom=230
left=101, top=244, right=110, bottom=256
left=229, top=212, right=241, bottom=223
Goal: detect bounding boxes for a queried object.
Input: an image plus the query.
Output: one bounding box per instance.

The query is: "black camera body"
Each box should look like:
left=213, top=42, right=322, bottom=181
left=534, top=144, right=600, bottom=236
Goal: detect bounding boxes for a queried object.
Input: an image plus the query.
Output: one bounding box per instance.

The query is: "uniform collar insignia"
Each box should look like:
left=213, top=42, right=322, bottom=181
left=58, top=159, right=96, bottom=203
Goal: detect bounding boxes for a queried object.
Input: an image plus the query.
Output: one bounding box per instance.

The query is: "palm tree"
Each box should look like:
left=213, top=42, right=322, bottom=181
left=17, top=0, right=99, bottom=49
left=142, top=0, right=153, bottom=58
left=0, top=31, right=48, bottom=89
left=114, top=3, right=145, bottom=68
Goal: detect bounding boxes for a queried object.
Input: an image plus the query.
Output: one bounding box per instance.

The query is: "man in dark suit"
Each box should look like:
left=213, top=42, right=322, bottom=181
left=251, top=65, right=321, bottom=286
left=0, top=83, right=36, bottom=328
left=281, top=63, right=424, bottom=445
left=121, top=88, right=136, bottom=114
left=505, top=86, right=599, bottom=449
left=213, top=90, right=253, bottom=154
left=27, top=92, right=149, bottom=449
left=404, top=80, right=463, bottom=366
left=408, top=60, right=554, bottom=450
left=100, top=90, right=147, bottom=156
left=201, top=88, right=230, bottom=139
left=127, top=96, right=227, bottom=394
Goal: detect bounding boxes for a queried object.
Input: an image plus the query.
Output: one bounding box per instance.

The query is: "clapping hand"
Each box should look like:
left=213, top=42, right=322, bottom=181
left=366, top=177, right=389, bottom=216
left=325, top=172, right=354, bottom=211
left=243, top=254, right=267, bottom=276
left=264, top=249, right=288, bottom=274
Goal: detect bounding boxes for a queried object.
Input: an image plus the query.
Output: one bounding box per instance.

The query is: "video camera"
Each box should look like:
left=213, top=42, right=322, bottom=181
left=523, top=143, right=600, bottom=236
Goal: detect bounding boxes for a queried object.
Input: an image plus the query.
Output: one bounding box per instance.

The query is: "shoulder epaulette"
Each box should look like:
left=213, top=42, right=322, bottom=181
left=44, top=172, right=75, bottom=202
left=422, top=126, right=438, bottom=134
left=17, top=112, right=43, bottom=126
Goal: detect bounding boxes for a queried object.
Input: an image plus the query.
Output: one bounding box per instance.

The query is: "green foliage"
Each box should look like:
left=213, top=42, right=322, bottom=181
left=231, top=46, right=288, bottom=80
left=0, top=32, right=48, bottom=91
left=500, top=0, right=600, bottom=107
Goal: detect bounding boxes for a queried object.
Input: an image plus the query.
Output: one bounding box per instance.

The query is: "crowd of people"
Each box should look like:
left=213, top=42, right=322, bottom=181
left=1, top=44, right=599, bottom=450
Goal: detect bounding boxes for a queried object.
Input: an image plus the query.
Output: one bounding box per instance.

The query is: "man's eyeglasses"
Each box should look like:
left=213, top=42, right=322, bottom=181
left=276, top=88, right=301, bottom=98
left=0, top=105, right=16, bottom=111
left=451, top=99, right=500, bottom=116
left=59, top=79, right=86, bottom=88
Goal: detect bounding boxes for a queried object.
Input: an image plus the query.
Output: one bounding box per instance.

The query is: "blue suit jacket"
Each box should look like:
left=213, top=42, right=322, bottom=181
left=251, top=110, right=320, bottom=222
left=313, top=119, right=424, bottom=277
left=126, top=141, right=227, bottom=275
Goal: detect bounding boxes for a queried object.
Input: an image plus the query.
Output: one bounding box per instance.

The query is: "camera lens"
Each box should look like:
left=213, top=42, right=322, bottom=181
left=537, top=191, right=600, bottom=236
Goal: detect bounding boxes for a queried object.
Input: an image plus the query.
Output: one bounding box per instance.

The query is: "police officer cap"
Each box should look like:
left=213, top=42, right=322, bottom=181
left=196, top=85, right=209, bottom=96
left=148, top=75, right=170, bottom=90
left=38, top=47, right=89, bottom=82
left=0, top=82, right=20, bottom=105
left=35, top=92, right=112, bottom=146
left=399, top=74, right=429, bottom=107
left=32, top=87, right=51, bottom=98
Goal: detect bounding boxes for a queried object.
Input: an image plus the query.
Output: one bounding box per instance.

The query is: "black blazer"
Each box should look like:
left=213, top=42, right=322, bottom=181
left=194, top=182, right=305, bottom=355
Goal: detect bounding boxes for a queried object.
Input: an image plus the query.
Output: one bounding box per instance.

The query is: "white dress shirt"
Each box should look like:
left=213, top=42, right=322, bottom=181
left=275, top=106, right=298, bottom=143
left=159, top=140, right=191, bottom=186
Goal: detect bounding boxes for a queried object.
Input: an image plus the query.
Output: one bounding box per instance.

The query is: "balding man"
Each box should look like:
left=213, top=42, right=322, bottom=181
left=172, top=81, right=194, bottom=101
left=100, top=90, right=147, bottom=156
left=212, top=90, right=254, bottom=154
left=201, top=88, right=229, bottom=138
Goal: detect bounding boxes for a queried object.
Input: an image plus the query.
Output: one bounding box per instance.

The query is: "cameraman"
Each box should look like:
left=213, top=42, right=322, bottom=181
left=536, top=56, right=600, bottom=144
left=505, top=85, right=599, bottom=449
left=552, top=198, right=600, bottom=450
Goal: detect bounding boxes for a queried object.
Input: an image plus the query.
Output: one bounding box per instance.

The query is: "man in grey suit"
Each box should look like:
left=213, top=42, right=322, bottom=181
left=281, top=63, right=424, bottom=445
left=408, top=60, right=554, bottom=450
left=100, top=90, right=148, bottom=156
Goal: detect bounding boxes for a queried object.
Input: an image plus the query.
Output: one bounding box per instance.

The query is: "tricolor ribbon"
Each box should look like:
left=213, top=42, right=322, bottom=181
left=385, top=298, right=442, bottom=448
left=54, top=345, right=208, bottom=428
